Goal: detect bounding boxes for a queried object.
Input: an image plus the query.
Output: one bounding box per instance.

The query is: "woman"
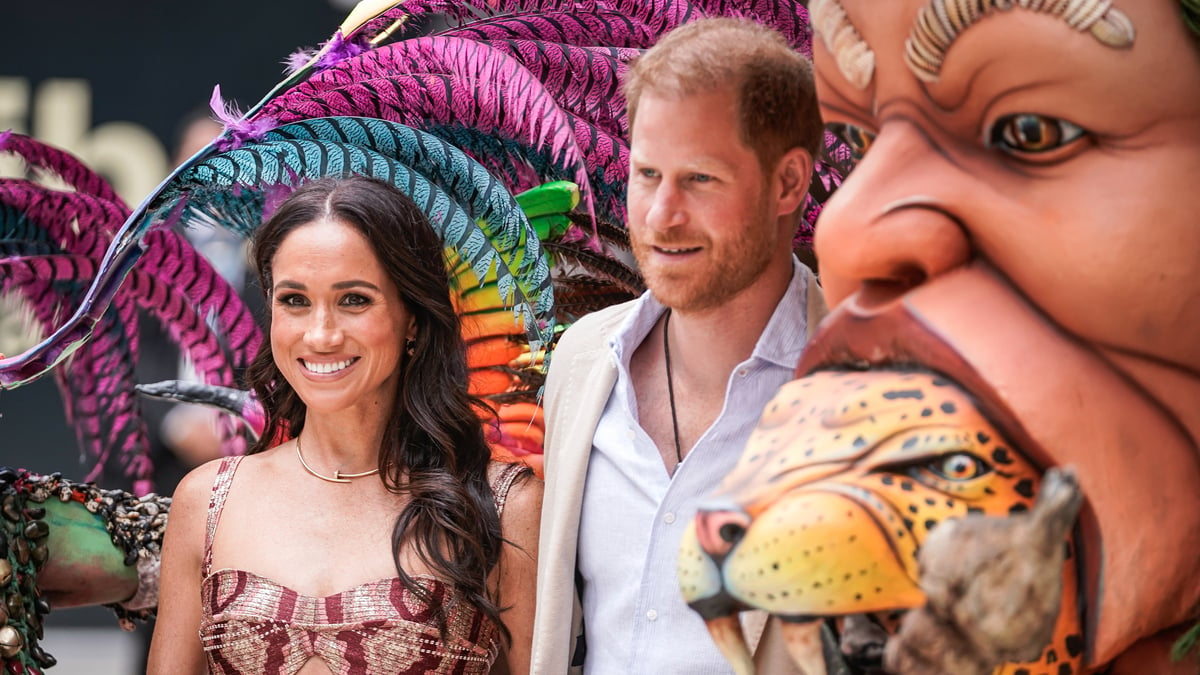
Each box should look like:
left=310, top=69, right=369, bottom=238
left=148, top=176, right=541, bottom=674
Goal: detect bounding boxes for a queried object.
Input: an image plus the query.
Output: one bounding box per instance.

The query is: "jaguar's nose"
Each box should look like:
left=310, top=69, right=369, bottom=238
left=694, top=507, right=751, bottom=558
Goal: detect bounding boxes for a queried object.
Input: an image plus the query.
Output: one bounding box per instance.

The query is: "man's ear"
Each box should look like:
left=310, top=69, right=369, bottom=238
left=775, top=147, right=814, bottom=217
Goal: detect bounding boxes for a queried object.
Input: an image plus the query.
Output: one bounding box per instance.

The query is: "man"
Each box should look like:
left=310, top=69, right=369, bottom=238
left=531, top=18, right=826, bottom=674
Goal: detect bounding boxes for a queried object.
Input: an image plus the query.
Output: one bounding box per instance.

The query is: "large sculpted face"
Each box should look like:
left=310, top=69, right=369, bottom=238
left=682, top=0, right=1200, bottom=672
left=813, top=0, right=1200, bottom=384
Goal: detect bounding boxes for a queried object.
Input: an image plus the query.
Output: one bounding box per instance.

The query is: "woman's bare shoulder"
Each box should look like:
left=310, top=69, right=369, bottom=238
left=172, top=457, right=227, bottom=511
left=491, top=462, right=543, bottom=546
left=505, top=468, right=543, bottom=515
left=174, top=446, right=285, bottom=504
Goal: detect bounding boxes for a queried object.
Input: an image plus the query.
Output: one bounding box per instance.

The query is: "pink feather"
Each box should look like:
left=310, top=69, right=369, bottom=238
left=0, top=132, right=123, bottom=202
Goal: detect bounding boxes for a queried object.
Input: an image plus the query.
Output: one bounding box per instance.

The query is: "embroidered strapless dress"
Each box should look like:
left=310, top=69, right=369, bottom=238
left=198, top=456, right=527, bottom=674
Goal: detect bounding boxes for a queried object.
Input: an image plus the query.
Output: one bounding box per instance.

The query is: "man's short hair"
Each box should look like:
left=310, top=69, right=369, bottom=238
left=623, top=17, right=823, bottom=172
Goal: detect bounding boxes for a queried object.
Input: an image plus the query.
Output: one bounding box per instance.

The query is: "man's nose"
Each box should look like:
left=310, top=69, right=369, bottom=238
left=815, top=125, right=972, bottom=309
left=644, top=182, right=685, bottom=230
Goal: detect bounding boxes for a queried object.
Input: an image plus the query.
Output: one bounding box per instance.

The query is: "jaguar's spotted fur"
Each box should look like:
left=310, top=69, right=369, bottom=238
left=679, top=370, right=1083, bottom=675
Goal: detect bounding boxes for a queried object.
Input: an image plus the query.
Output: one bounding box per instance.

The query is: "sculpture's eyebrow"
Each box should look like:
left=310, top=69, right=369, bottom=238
left=810, top=0, right=876, bottom=90
left=905, top=0, right=1135, bottom=83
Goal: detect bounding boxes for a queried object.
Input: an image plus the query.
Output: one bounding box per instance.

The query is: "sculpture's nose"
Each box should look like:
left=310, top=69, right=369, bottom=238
left=815, top=122, right=973, bottom=310
left=694, top=508, right=751, bottom=558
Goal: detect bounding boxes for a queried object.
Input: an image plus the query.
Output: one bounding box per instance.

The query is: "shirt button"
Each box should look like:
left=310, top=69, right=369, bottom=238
left=737, top=368, right=749, bottom=377
left=663, top=512, right=676, bottom=524
left=646, top=609, right=658, bottom=621
left=626, top=427, right=636, bottom=440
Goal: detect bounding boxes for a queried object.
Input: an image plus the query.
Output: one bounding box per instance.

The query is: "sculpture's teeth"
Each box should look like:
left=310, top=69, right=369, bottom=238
left=703, top=615, right=755, bottom=675
left=781, top=620, right=828, bottom=675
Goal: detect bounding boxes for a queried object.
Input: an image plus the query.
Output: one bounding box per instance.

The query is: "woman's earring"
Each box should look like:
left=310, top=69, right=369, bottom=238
left=405, top=337, right=416, bottom=356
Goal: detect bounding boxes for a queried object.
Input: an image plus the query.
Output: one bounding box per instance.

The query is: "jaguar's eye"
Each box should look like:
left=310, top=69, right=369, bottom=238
left=988, top=114, right=1085, bottom=156
left=827, top=122, right=876, bottom=161
left=929, top=453, right=989, bottom=481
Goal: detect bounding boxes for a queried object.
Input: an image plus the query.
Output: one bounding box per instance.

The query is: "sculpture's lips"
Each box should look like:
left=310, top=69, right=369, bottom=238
left=795, top=262, right=1200, bottom=667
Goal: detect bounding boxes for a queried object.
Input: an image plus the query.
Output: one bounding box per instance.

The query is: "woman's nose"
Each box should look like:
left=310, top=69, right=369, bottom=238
left=815, top=125, right=972, bottom=309
left=304, top=308, right=344, bottom=349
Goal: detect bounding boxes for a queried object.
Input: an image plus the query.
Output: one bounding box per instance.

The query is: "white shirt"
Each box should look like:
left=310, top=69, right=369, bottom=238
left=577, top=258, right=812, bottom=674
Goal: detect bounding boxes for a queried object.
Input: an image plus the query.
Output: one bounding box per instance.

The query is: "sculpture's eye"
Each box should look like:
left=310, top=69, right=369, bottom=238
left=827, top=122, right=876, bottom=161
left=929, top=453, right=989, bottom=481
left=988, top=114, right=1085, bottom=155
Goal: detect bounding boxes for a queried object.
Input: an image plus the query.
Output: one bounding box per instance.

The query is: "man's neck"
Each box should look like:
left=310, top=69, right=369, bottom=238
left=663, top=258, right=795, bottom=391
left=628, top=255, right=797, bottom=469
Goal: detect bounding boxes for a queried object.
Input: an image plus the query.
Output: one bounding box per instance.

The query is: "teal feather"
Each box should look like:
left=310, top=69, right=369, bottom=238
left=263, top=117, right=549, bottom=303
left=154, top=136, right=552, bottom=351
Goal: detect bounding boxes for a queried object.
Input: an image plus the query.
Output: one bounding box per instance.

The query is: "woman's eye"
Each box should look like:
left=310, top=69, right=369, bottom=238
left=928, top=452, right=990, bottom=481
left=988, top=114, right=1085, bottom=155
left=341, top=293, right=370, bottom=306
left=277, top=294, right=307, bottom=307
left=827, top=122, right=876, bottom=161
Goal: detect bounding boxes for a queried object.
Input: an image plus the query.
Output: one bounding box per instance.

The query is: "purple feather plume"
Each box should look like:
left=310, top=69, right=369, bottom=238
left=284, top=29, right=371, bottom=76
left=210, top=85, right=278, bottom=152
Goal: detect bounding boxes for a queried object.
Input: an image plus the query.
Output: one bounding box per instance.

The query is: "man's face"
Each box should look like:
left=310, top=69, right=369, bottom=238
left=804, top=0, right=1200, bottom=661
left=626, top=86, right=792, bottom=312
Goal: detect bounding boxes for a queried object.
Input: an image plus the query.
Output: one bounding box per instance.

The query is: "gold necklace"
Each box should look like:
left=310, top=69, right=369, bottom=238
left=295, top=435, right=380, bottom=483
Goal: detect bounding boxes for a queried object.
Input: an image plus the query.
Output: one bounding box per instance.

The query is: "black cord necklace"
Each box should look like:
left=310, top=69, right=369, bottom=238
left=663, top=309, right=683, bottom=464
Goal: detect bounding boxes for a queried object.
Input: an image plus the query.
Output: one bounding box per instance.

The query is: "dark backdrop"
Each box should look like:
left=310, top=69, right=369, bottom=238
left=4, top=1, right=345, bottom=148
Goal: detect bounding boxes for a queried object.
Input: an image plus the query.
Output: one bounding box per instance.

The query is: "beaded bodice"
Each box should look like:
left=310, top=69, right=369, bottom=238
left=198, top=456, right=526, bottom=674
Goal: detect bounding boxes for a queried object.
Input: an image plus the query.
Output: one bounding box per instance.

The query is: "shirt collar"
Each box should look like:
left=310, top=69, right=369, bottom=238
left=608, top=256, right=812, bottom=370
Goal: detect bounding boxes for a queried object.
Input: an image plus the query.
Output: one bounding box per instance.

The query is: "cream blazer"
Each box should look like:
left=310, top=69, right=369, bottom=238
left=530, top=268, right=828, bottom=674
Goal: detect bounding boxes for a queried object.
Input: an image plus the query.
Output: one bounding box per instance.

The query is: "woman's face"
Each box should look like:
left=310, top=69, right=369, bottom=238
left=268, top=218, right=415, bottom=418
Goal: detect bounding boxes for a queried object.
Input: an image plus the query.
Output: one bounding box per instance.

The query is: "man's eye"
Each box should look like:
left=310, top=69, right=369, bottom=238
left=988, top=114, right=1085, bottom=155
left=637, top=168, right=659, bottom=179
left=691, top=174, right=714, bottom=183
left=827, top=122, right=876, bottom=161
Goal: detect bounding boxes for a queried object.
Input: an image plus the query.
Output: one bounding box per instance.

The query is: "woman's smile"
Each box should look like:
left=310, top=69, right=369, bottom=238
left=300, top=357, right=360, bottom=376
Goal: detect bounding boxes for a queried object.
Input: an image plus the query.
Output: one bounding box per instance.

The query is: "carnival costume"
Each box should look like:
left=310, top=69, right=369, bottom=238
left=0, top=0, right=846, bottom=671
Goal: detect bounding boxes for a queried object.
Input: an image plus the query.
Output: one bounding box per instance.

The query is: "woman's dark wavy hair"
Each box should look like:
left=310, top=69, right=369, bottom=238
left=244, top=175, right=507, bottom=643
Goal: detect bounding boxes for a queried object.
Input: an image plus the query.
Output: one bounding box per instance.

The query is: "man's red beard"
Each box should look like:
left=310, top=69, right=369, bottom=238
left=630, top=193, right=778, bottom=312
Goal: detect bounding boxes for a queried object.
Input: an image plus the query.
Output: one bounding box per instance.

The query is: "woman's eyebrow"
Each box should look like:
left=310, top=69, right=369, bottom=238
left=332, top=280, right=382, bottom=291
